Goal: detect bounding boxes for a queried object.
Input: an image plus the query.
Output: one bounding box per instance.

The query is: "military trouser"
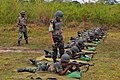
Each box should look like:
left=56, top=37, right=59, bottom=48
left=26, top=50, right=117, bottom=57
left=36, top=62, right=49, bottom=71
left=18, top=62, right=50, bottom=73
left=52, top=35, right=64, bottom=63
left=18, top=31, right=28, bottom=41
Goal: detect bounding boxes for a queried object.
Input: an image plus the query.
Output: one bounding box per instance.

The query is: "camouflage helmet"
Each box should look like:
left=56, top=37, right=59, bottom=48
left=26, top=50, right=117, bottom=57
left=61, top=53, right=70, bottom=63
left=20, top=10, right=26, bottom=15
left=54, top=10, right=63, bottom=18
left=66, top=50, right=72, bottom=58
left=78, top=40, right=84, bottom=45
left=70, top=46, right=79, bottom=53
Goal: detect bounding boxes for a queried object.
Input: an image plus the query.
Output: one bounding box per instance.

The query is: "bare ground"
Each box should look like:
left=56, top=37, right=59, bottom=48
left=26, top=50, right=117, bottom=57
left=0, top=46, right=42, bottom=53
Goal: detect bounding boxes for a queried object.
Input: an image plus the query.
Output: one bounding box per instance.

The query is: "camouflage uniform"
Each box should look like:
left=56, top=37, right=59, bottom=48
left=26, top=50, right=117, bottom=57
left=49, top=61, right=65, bottom=73
left=18, top=11, right=28, bottom=46
left=49, top=11, right=64, bottom=63
left=18, top=54, right=80, bottom=74
left=18, top=60, right=70, bottom=74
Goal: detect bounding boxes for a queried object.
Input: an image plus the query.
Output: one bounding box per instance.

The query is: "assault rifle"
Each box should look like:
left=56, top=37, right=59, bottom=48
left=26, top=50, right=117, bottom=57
left=69, top=61, right=94, bottom=72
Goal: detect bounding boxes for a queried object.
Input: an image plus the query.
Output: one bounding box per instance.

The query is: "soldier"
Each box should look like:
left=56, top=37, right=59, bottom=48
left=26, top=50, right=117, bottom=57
left=18, top=53, right=79, bottom=75
left=17, top=10, right=28, bottom=46
left=44, top=41, right=86, bottom=59
left=49, top=10, right=64, bottom=63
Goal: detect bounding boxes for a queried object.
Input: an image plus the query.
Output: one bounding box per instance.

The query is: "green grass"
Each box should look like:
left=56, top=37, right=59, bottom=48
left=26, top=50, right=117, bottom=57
left=0, top=25, right=120, bottom=80
left=0, top=24, right=81, bottom=49
left=0, top=0, right=120, bottom=26
left=0, top=0, right=120, bottom=80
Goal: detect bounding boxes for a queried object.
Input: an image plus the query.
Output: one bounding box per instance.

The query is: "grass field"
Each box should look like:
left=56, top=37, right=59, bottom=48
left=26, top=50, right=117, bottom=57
left=0, top=24, right=120, bottom=80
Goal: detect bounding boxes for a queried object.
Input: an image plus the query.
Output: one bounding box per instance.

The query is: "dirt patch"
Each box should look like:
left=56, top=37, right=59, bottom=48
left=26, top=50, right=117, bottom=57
left=0, top=46, right=42, bottom=53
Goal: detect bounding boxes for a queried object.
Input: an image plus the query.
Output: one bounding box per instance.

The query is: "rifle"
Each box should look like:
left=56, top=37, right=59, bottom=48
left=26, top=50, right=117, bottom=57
left=79, top=51, right=96, bottom=54
left=69, top=61, right=94, bottom=72
left=65, top=38, right=97, bottom=50
left=69, top=50, right=96, bottom=60
left=84, top=42, right=97, bottom=47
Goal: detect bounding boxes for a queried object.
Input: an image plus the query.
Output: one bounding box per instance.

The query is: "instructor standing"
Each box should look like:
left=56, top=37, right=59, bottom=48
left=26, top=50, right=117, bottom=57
left=49, top=10, right=64, bottom=63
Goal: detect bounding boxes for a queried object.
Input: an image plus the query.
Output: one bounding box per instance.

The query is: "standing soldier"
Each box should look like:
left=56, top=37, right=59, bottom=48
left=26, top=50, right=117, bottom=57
left=17, top=10, right=28, bottom=46
left=49, top=10, right=64, bottom=63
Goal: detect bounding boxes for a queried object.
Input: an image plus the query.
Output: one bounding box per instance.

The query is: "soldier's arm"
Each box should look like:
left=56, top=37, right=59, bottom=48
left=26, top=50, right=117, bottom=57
left=49, top=32, right=54, bottom=45
left=49, top=21, right=54, bottom=45
left=61, top=29, right=64, bottom=42
left=58, top=65, right=72, bottom=75
left=60, top=20, right=64, bottom=42
left=54, top=62, right=71, bottom=75
left=18, top=17, right=21, bottom=26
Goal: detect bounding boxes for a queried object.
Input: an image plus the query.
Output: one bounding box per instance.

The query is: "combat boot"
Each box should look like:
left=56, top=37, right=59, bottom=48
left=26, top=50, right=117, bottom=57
left=45, top=53, right=51, bottom=58
left=44, top=49, right=50, bottom=55
left=70, top=37, right=76, bottom=42
left=17, top=41, right=20, bottom=46
left=29, top=58, right=38, bottom=65
left=17, top=68, right=36, bottom=73
left=44, top=49, right=51, bottom=58
left=26, top=40, right=28, bottom=44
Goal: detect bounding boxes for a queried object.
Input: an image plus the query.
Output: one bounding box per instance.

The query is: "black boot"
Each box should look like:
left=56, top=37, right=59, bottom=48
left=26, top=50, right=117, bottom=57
left=45, top=54, right=51, bottom=58
left=29, top=58, right=38, bottom=65
left=44, top=49, right=51, bottom=58
left=17, top=41, right=20, bottom=46
left=26, top=40, right=28, bottom=44
left=44, top=49, right=51, bottom=55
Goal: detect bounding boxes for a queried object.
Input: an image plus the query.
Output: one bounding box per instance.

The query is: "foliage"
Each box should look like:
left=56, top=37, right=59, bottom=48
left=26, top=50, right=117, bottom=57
left=0, top=0, right=120, bottom=26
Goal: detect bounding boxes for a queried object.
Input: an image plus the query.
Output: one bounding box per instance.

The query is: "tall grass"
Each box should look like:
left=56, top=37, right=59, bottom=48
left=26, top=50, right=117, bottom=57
left=0, top=0, right=120, bottom=26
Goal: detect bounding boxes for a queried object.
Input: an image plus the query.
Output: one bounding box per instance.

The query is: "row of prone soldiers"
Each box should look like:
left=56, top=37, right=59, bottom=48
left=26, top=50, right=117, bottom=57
left=45, top=26, right=106, bottom=59
left=17, top=10, right=106, bottom=79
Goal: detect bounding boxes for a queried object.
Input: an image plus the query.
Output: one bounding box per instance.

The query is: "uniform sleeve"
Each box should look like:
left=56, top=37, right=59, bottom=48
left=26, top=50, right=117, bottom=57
left=49, top=20, right=54, bottom=32
left=54, top=62, right=63, bottom=73
left=18, top=17, right=20, bottom=25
